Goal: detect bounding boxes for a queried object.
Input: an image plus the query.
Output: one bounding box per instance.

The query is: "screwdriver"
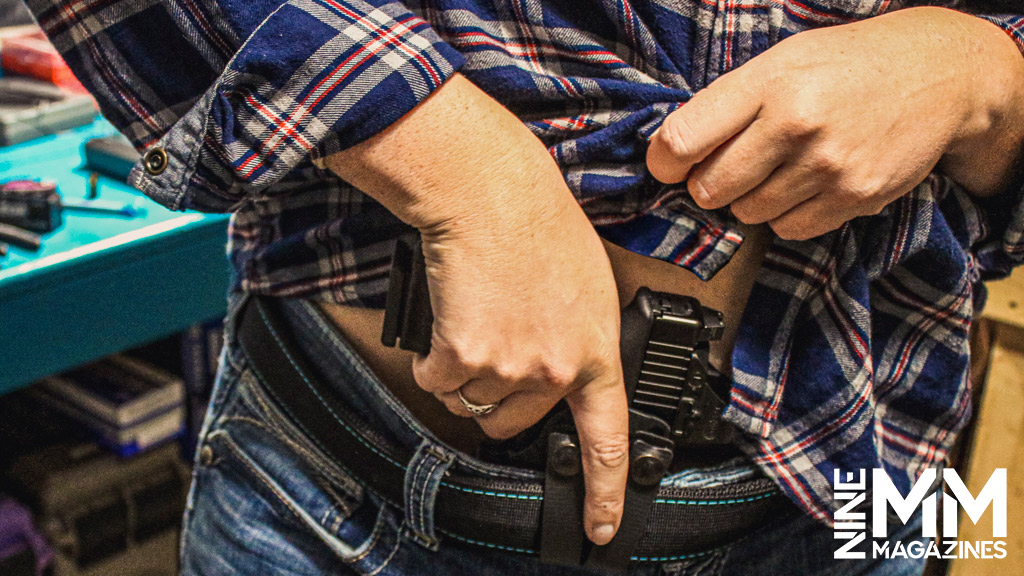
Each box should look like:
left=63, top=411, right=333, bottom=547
left=0, top=222, right=42, bottom=251
left=63, top=198, right=144, bottom=217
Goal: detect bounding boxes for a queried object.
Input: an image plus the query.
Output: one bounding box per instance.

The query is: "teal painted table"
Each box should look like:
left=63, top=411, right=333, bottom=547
left=0, top=120, right=230, bottom=394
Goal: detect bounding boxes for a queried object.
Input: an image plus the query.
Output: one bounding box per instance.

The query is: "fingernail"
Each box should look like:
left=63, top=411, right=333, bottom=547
left=591, top=524, right=616, bottom=546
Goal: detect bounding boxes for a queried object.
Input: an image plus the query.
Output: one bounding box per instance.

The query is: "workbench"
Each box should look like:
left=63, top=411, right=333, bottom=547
left=0, top=119, right=229, bottom=393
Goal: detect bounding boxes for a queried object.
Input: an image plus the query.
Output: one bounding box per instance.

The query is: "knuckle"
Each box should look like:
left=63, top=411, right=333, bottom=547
left=596, top=349, right=621, bottom=376
left=587, top=439, right=630, bottom=470
left=660, top=114, right=701, bottom=160
left=580, top=349, right=620, bottom=385
left=448, top=342, right=488, bottom=374
left=412, top=362, right=446, bottom=394
left=687, top=174, right=720, bottom=209
left=588, top=494, right=625, bottom=514
left=730, top=199, right=760, bottom=224
left=539, top=360, right=577, bottom=391
left=778, top=109, right=820, bottom=140
left=492, top=359, right=525, bottom=383
left=839, top=176, right=881, bottom=205
left=807, top=149, right=842, bottom=176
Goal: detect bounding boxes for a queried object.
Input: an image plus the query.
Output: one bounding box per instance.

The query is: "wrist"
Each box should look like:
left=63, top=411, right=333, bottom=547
left=937, top=8, right=1024, bottom=194
left=321, top=73, right=579, bottom=231
left=406, top=133, right=577, bottom=235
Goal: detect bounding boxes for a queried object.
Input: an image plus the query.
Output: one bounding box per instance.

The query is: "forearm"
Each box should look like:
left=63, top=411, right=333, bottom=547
left=937, top=7, right=1024, bottom=197
left=321, top=74, right=579, bottom=232
left=322, top=74, right=630, bottom=546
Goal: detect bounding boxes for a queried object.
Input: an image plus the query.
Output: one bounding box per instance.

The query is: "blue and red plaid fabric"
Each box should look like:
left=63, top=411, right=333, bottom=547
left=25, top=0, right=1024, bottom=525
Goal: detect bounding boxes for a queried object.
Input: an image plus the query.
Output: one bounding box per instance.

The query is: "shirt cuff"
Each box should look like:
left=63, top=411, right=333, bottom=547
left=130, top=0, right=464, bottom=212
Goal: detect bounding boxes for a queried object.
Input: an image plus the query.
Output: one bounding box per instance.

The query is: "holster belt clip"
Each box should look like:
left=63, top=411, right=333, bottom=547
left=540, top=413, right=674, bottom=573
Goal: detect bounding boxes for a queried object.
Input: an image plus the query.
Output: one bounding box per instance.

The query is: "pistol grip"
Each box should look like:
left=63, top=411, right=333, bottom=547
left=381, top=235, right=434, bottom=355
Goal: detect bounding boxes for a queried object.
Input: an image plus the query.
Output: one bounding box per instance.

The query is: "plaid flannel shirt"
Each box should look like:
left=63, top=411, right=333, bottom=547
left=25, top=0, right=1024, bottom=526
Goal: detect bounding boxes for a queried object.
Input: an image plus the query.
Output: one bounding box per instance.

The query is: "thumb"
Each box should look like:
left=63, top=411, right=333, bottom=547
left=566, top=373, right=630, bottom=546
left=646, top=69, right=763, bottom=184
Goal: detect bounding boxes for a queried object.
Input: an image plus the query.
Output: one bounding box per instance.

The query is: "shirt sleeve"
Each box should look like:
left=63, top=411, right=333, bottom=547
left=58, top=0, right=462, bottom=212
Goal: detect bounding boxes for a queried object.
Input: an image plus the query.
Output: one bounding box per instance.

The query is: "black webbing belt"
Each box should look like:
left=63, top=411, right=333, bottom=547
left=236, top=296, right=794, bottom=571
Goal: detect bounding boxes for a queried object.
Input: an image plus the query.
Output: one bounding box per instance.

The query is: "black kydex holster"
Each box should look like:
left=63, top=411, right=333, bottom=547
left=381, top=234, right=737, bottom=573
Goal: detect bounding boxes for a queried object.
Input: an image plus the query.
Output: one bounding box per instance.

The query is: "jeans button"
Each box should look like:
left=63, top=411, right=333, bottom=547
left=143, top=147, right=168, bottom=175
left=199, top=445, right=215, bottom=466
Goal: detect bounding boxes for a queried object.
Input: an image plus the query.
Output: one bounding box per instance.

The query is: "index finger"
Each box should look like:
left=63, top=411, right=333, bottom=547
left=646, top=69, right=763, bottom=184
left=566, top=372, right=630, bottom=546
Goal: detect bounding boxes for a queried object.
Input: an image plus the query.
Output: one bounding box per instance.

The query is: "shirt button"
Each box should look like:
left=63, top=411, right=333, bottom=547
left=143, top=147, right=168, bottom=175
left=199, top=445, right=215, bottom=466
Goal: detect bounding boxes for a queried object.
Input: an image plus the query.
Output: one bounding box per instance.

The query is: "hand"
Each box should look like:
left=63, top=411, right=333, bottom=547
left=647, top=7, right=1024, bottom=240
left=323, top=74, right=629, bottom=545
left=415, top=169, right=628, bottom=546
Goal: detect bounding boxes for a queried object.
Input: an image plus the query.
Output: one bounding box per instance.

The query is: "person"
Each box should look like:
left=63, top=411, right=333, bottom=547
left=23, top=0, right=1024, bottom=573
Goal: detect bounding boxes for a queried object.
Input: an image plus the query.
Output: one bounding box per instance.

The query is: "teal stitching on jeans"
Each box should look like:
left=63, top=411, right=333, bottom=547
left=654, top=492, right=775, bottom=505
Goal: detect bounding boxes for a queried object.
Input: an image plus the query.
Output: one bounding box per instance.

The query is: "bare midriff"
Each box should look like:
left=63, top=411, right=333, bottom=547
left=318, top=223, right=771, bottom=454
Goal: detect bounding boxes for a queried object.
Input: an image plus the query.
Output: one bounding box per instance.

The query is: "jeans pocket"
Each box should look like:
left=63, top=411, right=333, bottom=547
left=183, top=428, right=405, bottom=576
left=181, top=364, right=407, bottom=576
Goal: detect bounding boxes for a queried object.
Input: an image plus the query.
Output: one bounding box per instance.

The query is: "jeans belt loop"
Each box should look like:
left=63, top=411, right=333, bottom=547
left=404, top=441, right=456, bottom=551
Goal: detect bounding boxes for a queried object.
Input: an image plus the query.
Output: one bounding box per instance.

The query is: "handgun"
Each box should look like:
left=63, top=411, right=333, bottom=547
left=381, top=235, right=736, bottom=450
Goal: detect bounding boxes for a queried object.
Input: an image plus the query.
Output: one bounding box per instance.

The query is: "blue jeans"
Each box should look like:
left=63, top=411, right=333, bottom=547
left=179, top=296, right=928, bottom=576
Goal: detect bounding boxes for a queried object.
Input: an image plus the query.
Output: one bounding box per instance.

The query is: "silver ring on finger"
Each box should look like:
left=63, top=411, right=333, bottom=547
left=457, top=388, right=499, bottom=416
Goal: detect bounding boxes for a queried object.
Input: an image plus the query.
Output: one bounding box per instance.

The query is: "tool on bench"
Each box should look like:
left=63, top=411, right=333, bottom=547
left=0, top=178, right=143, bottom=231
left=0, top=77, right=97, bottom=147
left=0, top=222, right=42, bottom=251
left=63, top=197, right=143, bottom=218
left=381, top=235, right=737, bottom=573
left=83, top=135, right=140, bottom=183
left=0, top=177, right=145, bottom=261
left=87, top=172, right=99, bottom=199
left=0, top=180, right=62, bottom=233
left=67, top=173, right=144, bottom=216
